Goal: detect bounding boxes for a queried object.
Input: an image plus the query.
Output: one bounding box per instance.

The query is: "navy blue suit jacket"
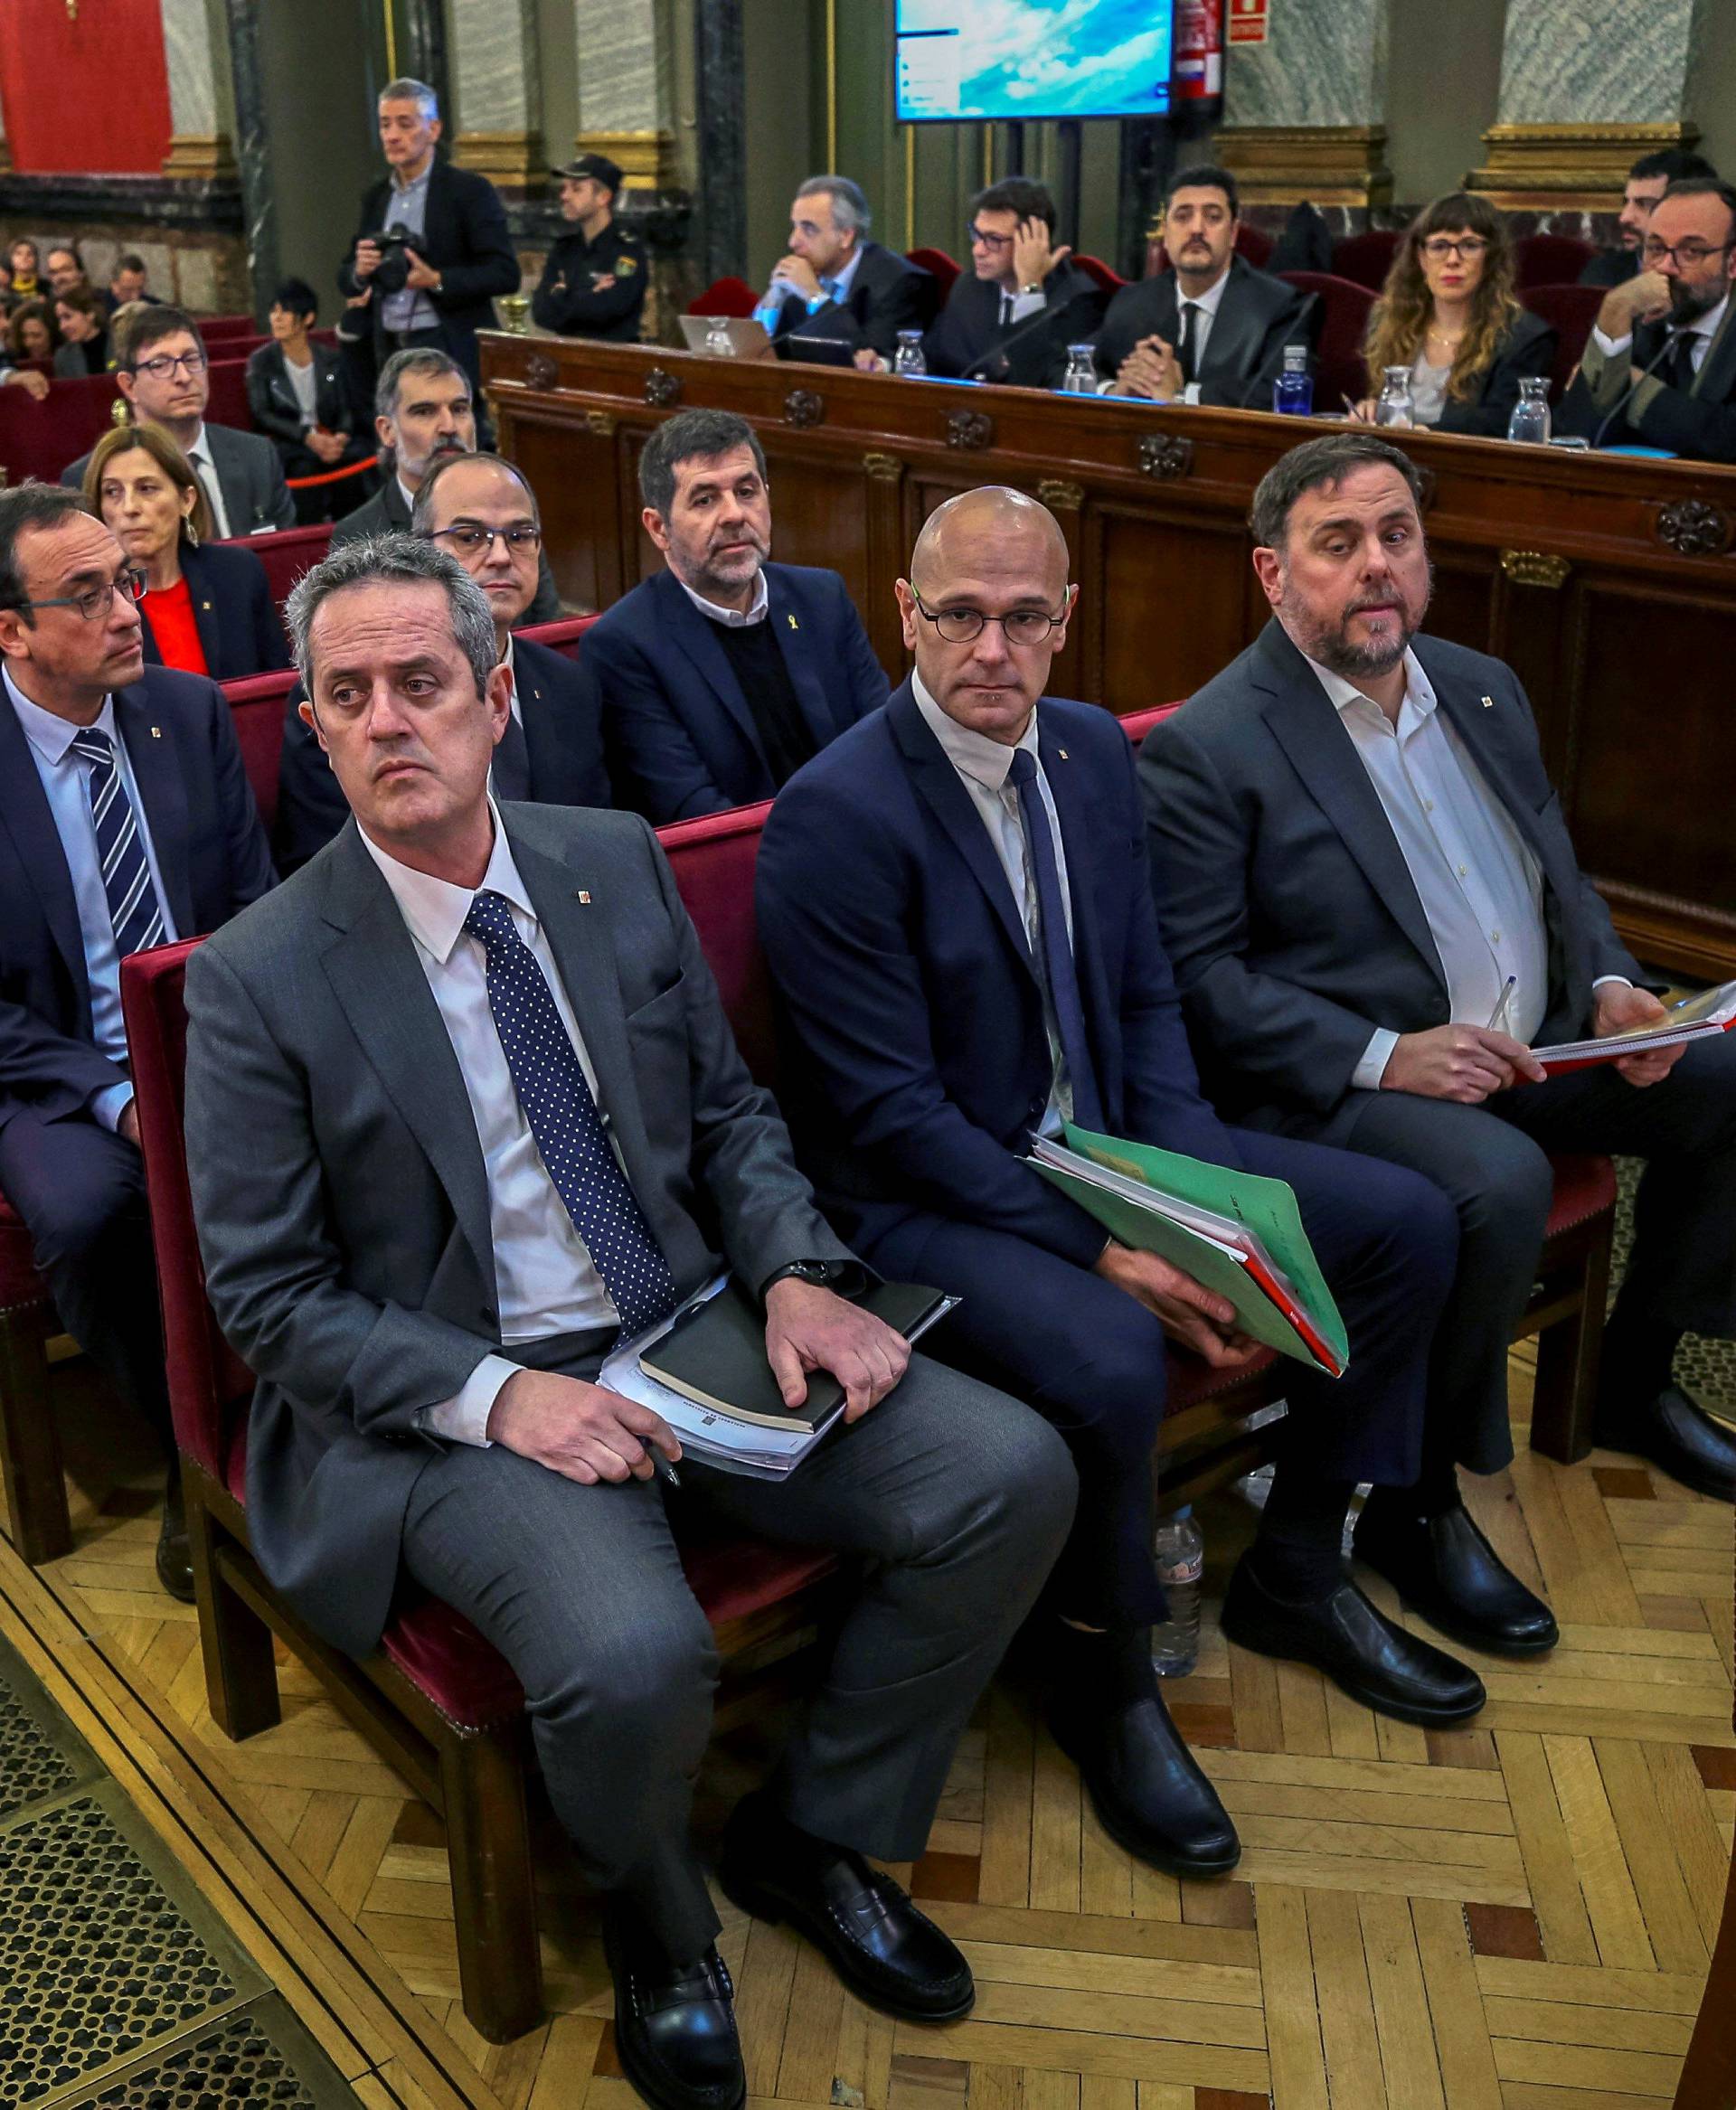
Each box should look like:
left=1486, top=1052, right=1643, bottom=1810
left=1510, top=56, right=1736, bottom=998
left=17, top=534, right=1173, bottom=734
left=141, top=540, right=291, bottom=683
left=0, top=663, right=275, bottom=1131
left=274, top=631, right=612, bottom=874
left=586, top=563, right=889, bottom=823
left=756, top=679, right=1238, bottom=1267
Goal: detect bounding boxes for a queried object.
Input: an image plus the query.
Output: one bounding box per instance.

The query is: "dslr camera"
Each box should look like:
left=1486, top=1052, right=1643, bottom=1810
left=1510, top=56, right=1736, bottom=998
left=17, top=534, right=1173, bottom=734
left=366, top=229, right=412, bottom=296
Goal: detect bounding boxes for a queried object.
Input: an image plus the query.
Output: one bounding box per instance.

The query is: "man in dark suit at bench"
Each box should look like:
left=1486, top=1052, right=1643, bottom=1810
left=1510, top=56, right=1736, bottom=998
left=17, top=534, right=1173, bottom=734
left=183, top=532, right=1075, bottom=2110
left=276, top=451, right=610, bottom=871
left=1140, top=432, right=1736, bottom=1565
left=757, top=485, right=1475, bottom=1883
left=584, top=409, right=888, bottom=822
left=0, top=485, right=273, bottom=1599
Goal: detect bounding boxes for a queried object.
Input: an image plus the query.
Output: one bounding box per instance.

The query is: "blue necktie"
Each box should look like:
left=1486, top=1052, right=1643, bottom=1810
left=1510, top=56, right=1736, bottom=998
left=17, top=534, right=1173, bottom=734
left=69, top=728, right=165, bottom=963
left=463, top=890, right=678, bottom=1334
left=1006, top=749, right=1103, bottom=1130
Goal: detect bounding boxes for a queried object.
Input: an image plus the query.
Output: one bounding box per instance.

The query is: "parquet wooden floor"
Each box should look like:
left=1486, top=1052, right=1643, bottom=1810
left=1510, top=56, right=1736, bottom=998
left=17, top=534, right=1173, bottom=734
left=3, top=1341, right=1731, bottom=2110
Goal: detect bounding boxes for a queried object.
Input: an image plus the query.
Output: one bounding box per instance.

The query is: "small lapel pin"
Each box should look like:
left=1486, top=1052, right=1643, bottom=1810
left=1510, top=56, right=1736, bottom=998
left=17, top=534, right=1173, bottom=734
left=201, top=601, right=212, bottom=612
left=577, top=890, right=591, bottom=904
left=149, top=725, right=162, bottom=738
left=1480, top=695, right=1494, bottom=709
left=787, top=613, right=799, bottom=631
left=1057, top=748, right=1069, bottom=760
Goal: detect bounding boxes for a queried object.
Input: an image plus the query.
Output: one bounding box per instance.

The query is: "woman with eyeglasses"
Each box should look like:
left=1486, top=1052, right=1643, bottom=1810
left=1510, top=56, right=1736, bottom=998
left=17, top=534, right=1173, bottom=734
left=1351, top=193, right=1555, bottom=435
left=82, top=422, right=289, bottom=681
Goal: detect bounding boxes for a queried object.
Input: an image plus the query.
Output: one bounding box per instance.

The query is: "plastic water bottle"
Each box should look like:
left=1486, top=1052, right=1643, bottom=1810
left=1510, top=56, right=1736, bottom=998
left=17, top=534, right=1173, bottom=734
left=1374, top=364, right=1415, bottom=429
left=1151, top=1508, right=1203, bottom=1677
left=1058, top=343, right=1099, bottom=395
left=1272, top=344, right=1313, bottom=417
left=1507, top=374, right=1552, bottom=444
left=892, top=329, right=927, bottom=377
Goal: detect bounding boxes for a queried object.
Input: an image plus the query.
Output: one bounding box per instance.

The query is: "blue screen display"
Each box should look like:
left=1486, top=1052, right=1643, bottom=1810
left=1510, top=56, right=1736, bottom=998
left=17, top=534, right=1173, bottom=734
left=895, top=0, right=1174, bottom=123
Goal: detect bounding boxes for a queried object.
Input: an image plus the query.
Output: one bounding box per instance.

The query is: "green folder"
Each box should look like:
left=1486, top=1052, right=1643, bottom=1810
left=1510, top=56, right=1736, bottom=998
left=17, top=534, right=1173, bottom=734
left=1033, top=1122, right=1349, bottom=1375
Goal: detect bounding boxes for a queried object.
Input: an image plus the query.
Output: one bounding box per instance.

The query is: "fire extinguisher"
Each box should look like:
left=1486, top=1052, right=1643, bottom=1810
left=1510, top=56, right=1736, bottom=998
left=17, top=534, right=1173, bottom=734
left=1173, top=0, right=1224, bottom=115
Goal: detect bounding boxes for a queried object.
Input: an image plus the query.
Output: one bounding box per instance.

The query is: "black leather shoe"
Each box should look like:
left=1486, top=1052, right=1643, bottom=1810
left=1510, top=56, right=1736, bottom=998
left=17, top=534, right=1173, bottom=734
left=1221, top=1558, right=1486, bottom=1727
left=1354, top=1501, right=1558, bottom=1657
left=156, top=1474, right=194, bottom=1604
left=717, top=1794, right=973, bottom=2022
left=1597, top=1385, right=1736, bottom=1503
left=1049, top=1690, right=1241, bottom=1878
left=602, top=1915, right=745, bottom=2110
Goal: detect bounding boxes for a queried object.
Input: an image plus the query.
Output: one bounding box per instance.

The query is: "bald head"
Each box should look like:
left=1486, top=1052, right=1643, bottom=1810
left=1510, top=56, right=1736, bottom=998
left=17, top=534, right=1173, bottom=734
left=910, top=485, right=1070, bottom=599
left=898, top=485, right=1076, bottom=743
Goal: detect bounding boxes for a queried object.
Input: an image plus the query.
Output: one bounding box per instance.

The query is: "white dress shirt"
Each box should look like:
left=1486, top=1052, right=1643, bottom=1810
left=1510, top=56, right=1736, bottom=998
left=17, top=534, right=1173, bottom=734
left=1175, top=262, right=1231, bottom=405
left=5, top=666, right=178, bottom=1131
left=358, top=806, right=621, bottom=1446
left=677, top=567, right=769, bottom=628
left=1303, top=650, right=1552, bottom=1089
left=1592, top=290, right=1728, bottom=373
left=184, top=423, right=231, bottom=541
left=911, top=671, right=1078, bottom=1135
left=380, top=160, right=441, bottom=335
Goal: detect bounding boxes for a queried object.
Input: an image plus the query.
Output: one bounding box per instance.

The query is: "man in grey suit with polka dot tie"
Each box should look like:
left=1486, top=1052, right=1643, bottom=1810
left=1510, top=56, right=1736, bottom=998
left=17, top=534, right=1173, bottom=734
left=181, top=533, right=1075, bottom=2110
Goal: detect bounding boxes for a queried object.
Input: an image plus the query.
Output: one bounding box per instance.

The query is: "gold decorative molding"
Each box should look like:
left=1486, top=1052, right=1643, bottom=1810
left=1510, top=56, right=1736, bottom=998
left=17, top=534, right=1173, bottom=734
left=1500, top=549, right=1571, bottom=589
left=1211, top=125, right=1391, bottom=210
left=863, top=451, right=903, bottom=481
left=573, top=129, right=678, bottom=189
left=1037, top=479, right=1084, bottom=511
left=1467, top=121, right=1700, bottom=209
left=453, top=129, right=547, bottom=186
left=161, top=133, right=237, bottom=181
left=585, top=410, right=618, bottom=438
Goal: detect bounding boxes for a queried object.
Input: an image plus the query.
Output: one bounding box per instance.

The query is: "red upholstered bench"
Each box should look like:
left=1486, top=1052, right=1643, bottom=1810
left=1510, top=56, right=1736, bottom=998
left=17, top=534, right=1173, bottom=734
left=218, top=522, right=333, bottom=614
left=516, top=611, right=602, bottom=657
left=0, top=1193, right=65, bottom=1565
left=221, top=668, right=298, bottom=835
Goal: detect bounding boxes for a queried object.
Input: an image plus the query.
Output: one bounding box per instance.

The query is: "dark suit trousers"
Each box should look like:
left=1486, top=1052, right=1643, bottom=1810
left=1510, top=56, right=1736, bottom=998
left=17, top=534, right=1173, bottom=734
left=398, top=1333, right=1075, bottom=1962
left=0, top=1107, right=171, bottom=1445
left=863, top=1132, right=1457, bottom=1627
left=1331, top=1031, right=1736, bottom=1473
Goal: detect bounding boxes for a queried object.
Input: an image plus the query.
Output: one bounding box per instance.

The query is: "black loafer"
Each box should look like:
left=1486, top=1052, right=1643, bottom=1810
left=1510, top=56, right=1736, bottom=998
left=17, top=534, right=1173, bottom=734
left=156, top=1473, right=194, bottom=1604
left=1221, top=1558, right=1486, bottom=1728
left=1598, top=1385, right=1736, bottom=1503
left=1049, top=1691, right=1240, bottom=1878
left=1354, top=1501, right=1558, bottom=1657
left=717, top=1794, right=973, bottom=2022
left=602, top=1915, right=745, bottom=2110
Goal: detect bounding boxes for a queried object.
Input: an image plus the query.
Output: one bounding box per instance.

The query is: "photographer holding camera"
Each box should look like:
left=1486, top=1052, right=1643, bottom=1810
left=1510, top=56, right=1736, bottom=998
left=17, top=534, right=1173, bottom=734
left=339, top=76, right=520, bottom=409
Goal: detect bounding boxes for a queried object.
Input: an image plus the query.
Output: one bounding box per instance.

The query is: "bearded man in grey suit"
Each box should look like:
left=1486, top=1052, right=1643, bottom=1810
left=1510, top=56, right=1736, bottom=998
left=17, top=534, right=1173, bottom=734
left=181, top=533, right=1073, bottom=2110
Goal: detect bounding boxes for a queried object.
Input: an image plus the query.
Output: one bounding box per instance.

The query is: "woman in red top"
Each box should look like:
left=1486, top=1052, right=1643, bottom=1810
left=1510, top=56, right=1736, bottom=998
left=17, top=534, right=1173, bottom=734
left=82, top=422, right=288, bottom=680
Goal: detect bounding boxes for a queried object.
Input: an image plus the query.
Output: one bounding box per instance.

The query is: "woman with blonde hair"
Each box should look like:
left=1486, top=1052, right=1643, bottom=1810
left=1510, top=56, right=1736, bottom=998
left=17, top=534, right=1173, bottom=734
left=1354, top=192, right=1555, bottom=435
left=82, top=421, right=288, bottom=680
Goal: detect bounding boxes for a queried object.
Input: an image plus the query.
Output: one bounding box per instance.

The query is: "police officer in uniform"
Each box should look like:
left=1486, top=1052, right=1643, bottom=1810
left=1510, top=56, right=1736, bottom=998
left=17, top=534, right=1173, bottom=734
left=532, top=154, right=646, bottom=343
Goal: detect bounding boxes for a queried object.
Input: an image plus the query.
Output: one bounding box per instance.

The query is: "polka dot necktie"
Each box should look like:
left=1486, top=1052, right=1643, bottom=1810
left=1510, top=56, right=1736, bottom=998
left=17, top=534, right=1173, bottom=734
left=70, top=728, right=165, bottom=962
left=463, top=889, right=678, bottom=1334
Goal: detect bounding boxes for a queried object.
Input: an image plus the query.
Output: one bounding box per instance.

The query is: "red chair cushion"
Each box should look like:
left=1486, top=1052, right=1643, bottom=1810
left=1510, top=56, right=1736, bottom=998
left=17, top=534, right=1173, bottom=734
left=1515, top=234, right=1595, bottom=290
left=687, top=278, right=758, bottom=319
left=1520, top=283, right=1605, bottom=404
left=0, top=1192, right=50, bottom=1312
left=906, top=247, right=960, bottom=298
left=1330, top=231, right=1401, bottom=292
left=1278, top=270, right=1377, bottom=410
left=1165, top=1342, right=1279, bottom=1411
left=0, top=371, right=122, bottom=487
left=1543, top=1152, right=1618, bottom=1238
left=1118, top=701, right=1185, bottom=744
left=222, top=668, right=298, bottom=834
left=657, top=803, right=777, bottom=1084
left=515, top=612, right=601, bottom=660
left=219, top=523, right=333, bottom=614
left=1074, top=254, right=1127, bottom=297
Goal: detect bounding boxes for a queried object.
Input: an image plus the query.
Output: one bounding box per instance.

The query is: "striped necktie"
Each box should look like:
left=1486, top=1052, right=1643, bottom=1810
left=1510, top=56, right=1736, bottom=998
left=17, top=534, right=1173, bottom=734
left=69, top=728, right=165, bottom=961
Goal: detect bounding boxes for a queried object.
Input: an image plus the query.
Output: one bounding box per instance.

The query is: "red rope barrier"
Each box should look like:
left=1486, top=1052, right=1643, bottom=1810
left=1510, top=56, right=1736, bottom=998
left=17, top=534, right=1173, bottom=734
left=285, top=453, right=380, bottom=490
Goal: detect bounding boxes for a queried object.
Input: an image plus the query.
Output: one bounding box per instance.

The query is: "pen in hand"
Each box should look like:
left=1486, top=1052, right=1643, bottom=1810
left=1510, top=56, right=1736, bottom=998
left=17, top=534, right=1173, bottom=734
left=1486, top=976, right=1517, bottom=1033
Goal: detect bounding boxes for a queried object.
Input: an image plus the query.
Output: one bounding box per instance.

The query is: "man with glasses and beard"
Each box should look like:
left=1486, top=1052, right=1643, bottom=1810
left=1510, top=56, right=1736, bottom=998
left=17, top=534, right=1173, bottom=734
left=583, top=409, right=888, bottom=821
left=1141, top=434, right=1736, bottom=1608
left=1561, top=177, right=1736, bottom=458
left=276, top=451, right=609, bottom=871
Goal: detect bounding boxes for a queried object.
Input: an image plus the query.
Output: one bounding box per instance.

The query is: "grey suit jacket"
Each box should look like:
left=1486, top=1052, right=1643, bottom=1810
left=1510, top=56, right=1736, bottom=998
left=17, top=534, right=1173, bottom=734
left=63, top=419, right=295, bottom=534
left=183, top=801, right=854, bottom=1658
left=1138, top=618, right=1646, bottom=1139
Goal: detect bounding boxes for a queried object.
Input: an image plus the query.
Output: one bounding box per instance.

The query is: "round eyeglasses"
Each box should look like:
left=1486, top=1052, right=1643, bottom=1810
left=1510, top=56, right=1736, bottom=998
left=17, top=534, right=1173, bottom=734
left=910, top=590, right=1067, bottom=646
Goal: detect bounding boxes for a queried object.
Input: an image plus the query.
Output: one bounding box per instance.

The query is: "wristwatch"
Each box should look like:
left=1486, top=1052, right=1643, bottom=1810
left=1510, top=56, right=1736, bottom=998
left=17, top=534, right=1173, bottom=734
left=762, top=1258, right=846, bottom=1295
left=1021, top=281, right=1043, bottom=296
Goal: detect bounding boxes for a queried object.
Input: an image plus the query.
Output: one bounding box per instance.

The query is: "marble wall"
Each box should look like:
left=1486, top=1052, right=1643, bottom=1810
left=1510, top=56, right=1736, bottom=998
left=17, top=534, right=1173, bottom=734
left=1223, top=0, right=1392, bottom=127
left=159, top=0, right=234, bottom=141
left=1495, top=0, right=1706, bottom=124
left=574, top=0, right=676, bottom=145
left=450, top=0, right=542, bottom=135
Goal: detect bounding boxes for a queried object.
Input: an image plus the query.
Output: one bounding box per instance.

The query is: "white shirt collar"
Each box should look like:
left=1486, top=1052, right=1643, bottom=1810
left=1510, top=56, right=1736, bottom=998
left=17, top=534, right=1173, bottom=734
left=185, top=421, right=211, bottom=462
left=677, top=567, right=769, bottom=627
left=357, top=799, right=535, bottom=966
left=1175, top=262, right=1232, bottom=320
left=910, top=667, right=1040, bottom=793
left=5, top=663, right=116, bottom=762
left=1303, top=642, right=1438, bottom=723
left=1686, top=292, right=1730, bottom=344
left=392, top=157, right=434, bottom=194
left=396, top=474, right=420, bottom=517
left=826, top=245, right=865, bottom=303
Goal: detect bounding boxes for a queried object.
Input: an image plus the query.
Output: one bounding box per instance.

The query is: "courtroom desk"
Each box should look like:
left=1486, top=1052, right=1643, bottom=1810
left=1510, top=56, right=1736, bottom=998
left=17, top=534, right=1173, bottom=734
left=482, top=332, right=1736, bottom=982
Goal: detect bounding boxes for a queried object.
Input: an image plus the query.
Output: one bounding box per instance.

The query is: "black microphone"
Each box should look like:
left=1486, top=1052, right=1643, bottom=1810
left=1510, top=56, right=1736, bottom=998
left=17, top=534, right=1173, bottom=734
left=1592, top=317, right=1691, bottom=447
left=962, top=299, right=1070, bottom=384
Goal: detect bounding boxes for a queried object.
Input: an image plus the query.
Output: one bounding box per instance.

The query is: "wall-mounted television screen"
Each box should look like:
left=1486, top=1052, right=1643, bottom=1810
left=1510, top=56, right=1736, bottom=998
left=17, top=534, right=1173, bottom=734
left=894, top=0, right=1175, bottom=123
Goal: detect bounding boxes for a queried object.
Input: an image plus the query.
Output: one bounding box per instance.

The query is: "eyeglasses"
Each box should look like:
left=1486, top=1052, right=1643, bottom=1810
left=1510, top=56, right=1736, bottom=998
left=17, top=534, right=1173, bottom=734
left=967, top=223, right=1014, bottom=251
left=909, top=590, right=1067, bottom=646
left=1420, top=236, right=1490, bottom=261
left=429, top=523, right=542, bottom=557
left=28, top=570, right=147, bottom=620
left=132, top=350, right=206, bottom=381
left=1640, top=238, right=1736, bottom=268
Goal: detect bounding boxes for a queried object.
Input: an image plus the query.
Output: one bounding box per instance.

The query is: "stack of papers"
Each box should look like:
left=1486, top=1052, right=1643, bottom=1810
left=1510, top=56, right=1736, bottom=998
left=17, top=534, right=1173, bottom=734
left=1532, top=981, right=1736, bottom=1074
